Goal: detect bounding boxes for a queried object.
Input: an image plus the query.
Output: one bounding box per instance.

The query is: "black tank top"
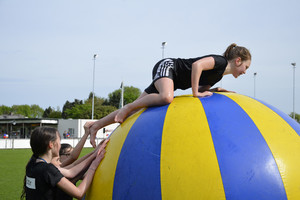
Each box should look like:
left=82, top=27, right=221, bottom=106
left=173, top=54, right=227, bottom=90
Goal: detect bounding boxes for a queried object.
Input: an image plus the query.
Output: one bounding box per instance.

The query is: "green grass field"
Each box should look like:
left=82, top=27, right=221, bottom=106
left=0, top=148, right=93, bottom=200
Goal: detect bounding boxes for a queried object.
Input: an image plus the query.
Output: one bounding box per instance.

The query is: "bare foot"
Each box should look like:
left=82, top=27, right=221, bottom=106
left=114, top=106, right=131, bottom=123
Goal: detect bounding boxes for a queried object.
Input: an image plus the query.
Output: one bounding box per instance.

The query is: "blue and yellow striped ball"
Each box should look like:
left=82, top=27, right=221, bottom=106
left=86, top=93, right=300, bottom=200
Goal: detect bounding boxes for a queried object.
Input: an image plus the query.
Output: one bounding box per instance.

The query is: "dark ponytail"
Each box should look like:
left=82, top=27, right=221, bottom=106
left=21, top=126, right=58, bottom=199
left=223, top=43, right=251, bottom=61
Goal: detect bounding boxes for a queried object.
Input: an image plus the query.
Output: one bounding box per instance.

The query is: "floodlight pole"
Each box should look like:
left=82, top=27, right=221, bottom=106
left=254, top=72, right=257, bottom=98
left=92, top=54, right=98, bottom=120
left=291, top=63, right=296, bottom=119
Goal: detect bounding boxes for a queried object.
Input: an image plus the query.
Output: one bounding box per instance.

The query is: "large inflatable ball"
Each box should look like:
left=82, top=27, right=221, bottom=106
left=86, top=93, right=300, bottom=200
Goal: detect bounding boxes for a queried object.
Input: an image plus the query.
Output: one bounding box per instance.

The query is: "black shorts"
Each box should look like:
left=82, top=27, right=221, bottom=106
left=144, top=59, right=175, bottom=94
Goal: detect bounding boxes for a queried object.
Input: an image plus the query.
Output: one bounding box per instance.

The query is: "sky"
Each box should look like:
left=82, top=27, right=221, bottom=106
left=1, top=0, right=300, bottom=115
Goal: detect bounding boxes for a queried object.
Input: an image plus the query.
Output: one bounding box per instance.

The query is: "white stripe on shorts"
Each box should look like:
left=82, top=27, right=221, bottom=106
left=158, top=59, right=174, bottom=77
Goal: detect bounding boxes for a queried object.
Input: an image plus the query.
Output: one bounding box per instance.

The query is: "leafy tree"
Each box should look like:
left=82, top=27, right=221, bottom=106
left=62, top=99, right=83, bottom=119
left=289, top=112, right=300, bottom=123
left=105, top=86, right=141, bottom=108
left=86, top=93, right=106, bottom=106
left=43, top=106, right=62, bottom=118
left=43, top=106, right=53, bottom=118
left=0, top=105, right=12, bottom=115
left=94, top=105, right=117, bottom=119
left=12, top=105, right=31, bottom=117
left=0, top=86, right=140, bottom=120
left=3, top=104, right=44, bottom=118
left=123, top=86, right=141, bottom=105
left=48, top=110, right=62, bottom=118
left=88, top=92, right=94, bottom=100
left=30, top=104, right=44, bottom=118
left=64, top=104, right=91, bottom=119
left=64, top=93, right=116, bottom=119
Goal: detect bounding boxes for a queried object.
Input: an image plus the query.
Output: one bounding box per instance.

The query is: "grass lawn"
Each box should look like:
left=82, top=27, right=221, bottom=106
left=0, top=148, right=94, bottom=200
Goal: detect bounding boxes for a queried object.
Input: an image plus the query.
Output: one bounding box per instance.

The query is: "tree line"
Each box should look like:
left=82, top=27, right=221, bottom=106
left=1, top=86, right=300, bottom=123
left=0, top=86, right=141, bottom=120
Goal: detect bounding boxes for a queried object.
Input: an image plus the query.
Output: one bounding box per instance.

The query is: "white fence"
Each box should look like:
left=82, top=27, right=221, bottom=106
left=0, top=122, right=119, bottom=149
left=0, top=138, right=105, bottom=149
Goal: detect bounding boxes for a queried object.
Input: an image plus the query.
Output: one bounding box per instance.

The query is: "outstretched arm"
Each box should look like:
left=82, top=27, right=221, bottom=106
left=60, top=122, right=93, bottom=167
left=63, top=139, right=106, bottom=170
left=58, top=140, right=109, bottom=179
left=56, top=144, right=107, bottom=199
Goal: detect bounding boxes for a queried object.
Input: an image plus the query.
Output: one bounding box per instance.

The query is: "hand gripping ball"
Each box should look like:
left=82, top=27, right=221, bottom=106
left=86, top=93, right=300, bottom=200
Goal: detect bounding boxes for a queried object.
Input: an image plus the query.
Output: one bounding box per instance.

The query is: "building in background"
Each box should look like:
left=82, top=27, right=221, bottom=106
left=0, top=116, right=118, bottom=139
left=57, top=119, right=118, bottom=139
left=0, top=117, right=118, bottom=149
